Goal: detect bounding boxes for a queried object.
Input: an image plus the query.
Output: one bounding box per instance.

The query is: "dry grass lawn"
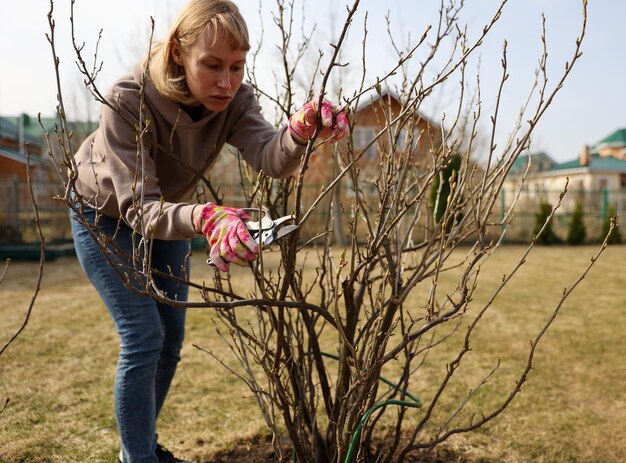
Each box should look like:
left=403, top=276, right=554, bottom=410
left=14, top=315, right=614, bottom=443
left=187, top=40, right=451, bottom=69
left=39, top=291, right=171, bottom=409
left=0, top=244, right=625, bottom=462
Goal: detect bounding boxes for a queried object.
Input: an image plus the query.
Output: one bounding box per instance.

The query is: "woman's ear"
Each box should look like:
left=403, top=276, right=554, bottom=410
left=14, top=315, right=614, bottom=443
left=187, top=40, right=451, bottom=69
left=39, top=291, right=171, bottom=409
left=171, top=40, right=184, bottom=66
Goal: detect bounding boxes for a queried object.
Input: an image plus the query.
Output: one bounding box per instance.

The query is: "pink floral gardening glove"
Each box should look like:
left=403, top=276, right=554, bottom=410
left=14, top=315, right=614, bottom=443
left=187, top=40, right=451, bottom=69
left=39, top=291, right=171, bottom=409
left=196, top=204, right=259, bottom=272
left=288, top=97, right=349, bottom=145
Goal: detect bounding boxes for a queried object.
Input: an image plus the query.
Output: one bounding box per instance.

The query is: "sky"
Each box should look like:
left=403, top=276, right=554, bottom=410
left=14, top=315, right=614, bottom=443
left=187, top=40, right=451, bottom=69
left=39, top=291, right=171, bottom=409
left=0, top=0, right=624, bottom=163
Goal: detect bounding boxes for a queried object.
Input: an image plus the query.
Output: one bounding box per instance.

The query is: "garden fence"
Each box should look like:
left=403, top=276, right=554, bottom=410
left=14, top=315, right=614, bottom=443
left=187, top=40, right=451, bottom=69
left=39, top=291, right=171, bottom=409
left=0, top=178, right=623, bottom=245
left=496, top=186, right=620, bottom=243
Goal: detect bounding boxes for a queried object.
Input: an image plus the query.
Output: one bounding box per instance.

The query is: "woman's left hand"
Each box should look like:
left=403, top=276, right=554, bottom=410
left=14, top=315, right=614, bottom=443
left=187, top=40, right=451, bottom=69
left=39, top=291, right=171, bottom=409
left=195, top=203, right=259, bottom=272
left=288, top=97, right=349, bottom=146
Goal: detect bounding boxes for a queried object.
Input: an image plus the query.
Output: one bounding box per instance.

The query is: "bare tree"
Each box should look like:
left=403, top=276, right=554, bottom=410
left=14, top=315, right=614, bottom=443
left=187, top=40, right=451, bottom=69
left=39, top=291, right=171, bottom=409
left=43, top=0, right=611, bottom=462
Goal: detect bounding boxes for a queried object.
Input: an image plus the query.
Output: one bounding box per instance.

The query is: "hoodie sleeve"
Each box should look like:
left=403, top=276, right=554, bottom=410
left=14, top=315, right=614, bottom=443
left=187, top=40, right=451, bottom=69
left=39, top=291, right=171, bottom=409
left=226, top=86, right=305, bottom=178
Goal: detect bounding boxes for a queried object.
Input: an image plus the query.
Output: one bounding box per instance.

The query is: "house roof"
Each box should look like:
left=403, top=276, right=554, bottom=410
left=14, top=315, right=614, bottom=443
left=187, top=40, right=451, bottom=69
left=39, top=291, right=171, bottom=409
left=355, top=89, right=401, bottom=113
left=548, top=154, right=626, bottom=173
left=22, top=116, right=60, bottom=139
left=354, top=89, right=440, bottom=129
left=1, top=115, right=96, bottom=154
left=593, top=128, right=626, bottom=148
left=0, top=116, right=44, bottom=146
left=510, top=151, right=556, bottom=175
left=0, top=147, right=49, bottom=165
left=506, top=129, right=626, bottom=178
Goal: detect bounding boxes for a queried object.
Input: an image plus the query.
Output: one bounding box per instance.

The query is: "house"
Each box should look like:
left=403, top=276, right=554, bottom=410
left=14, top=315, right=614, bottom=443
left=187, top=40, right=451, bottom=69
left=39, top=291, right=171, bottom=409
left=0, top=114, right=96, bottom=182
left=297, top=91, right=443, bottom=241
left=0, top=115, right=55, bottom=183
left=595, top=128, right=626, bottom=159
left=506, top=129, right=626, bottom=198
left=0, top=114, right=78, bottom=245
left=502, top=128, right=626, bottom=241
left=305, top=91, right=442, bottom=187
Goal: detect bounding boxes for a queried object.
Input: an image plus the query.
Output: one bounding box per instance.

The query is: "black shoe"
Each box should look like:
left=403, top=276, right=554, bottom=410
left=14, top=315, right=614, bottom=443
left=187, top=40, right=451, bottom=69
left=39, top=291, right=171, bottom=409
left=118, top=445, right=192, bottom=463
left=155, top=443, right=193, bottom=463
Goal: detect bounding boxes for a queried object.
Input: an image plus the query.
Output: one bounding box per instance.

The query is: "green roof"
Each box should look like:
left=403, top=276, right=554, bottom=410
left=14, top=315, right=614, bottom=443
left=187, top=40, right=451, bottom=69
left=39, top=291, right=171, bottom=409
left=594, top=128, right=626, bottom=147
left=22, top=116, right=59, bottom=138
left=0, top=147, right=50, bottom=165
left=510, top=151, right=555, bottom=175
left=1, top=115, right=97, bottom=149
left=548, top=154, right=626, bottom=172
left=0, top=116, right=49, bottom=148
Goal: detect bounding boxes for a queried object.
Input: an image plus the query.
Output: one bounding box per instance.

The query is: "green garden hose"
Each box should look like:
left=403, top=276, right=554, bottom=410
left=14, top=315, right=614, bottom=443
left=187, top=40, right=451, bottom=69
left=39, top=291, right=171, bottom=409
left=291, top=352, right=423, bottom=463
left=343, top=398, right=422, bottom=463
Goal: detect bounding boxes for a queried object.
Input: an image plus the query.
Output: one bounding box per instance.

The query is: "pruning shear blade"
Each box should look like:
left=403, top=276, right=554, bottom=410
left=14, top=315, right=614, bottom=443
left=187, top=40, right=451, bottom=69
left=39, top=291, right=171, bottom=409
left=257, top=223, right=299, bottom=246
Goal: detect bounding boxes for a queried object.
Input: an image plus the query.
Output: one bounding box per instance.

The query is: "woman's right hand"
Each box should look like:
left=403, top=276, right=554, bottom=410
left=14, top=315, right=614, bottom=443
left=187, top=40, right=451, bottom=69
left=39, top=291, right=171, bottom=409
left=195, top=203, right=259, bottom=272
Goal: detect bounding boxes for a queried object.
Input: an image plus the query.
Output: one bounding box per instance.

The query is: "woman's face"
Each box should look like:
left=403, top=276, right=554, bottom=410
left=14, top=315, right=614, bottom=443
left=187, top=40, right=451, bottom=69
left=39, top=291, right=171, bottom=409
left=172, top=26, right=246, bottom=112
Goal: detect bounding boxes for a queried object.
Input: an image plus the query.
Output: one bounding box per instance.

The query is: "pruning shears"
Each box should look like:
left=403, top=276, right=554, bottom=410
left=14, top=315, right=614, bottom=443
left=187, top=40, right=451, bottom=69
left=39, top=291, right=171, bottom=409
left=206, top=207, right=299, bottom=266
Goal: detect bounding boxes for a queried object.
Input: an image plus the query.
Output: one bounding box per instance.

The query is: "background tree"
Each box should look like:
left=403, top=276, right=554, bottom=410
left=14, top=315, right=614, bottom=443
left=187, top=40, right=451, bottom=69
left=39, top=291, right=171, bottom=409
left=602, top=205, right=621, bottom=244
left=430, top=152, right=463, bottom=232
left=566, top=200, right=586, bottom=245
left=533, top=200, right=561, bottom=245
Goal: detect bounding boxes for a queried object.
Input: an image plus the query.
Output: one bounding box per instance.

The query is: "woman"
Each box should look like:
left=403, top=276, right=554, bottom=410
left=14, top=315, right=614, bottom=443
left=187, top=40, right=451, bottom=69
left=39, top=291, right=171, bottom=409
left=69, top=1, right=348, bottom=461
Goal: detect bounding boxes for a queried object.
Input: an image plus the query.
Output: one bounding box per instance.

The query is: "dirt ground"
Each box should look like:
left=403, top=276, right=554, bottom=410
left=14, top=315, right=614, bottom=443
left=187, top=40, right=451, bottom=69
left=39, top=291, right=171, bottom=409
left=202, top=434, right=472, bottom=462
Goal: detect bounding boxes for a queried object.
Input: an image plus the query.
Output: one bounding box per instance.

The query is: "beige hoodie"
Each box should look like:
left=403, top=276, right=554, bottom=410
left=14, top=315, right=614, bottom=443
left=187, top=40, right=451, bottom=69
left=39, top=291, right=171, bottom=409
left=74, top=65, right=304, bottom=240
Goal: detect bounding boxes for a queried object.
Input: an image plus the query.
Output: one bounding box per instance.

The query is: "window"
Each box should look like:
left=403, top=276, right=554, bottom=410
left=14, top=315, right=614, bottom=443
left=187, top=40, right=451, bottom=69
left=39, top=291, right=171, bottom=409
left=396, top=128, right=408, bottom=150
left=352, top=127, right=377, bottom=160
left=345, top=176, right=377, bottom=198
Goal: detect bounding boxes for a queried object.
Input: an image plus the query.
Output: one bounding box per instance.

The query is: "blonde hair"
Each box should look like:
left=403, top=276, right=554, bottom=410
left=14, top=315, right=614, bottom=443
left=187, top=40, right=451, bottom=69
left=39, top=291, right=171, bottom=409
left=146, top=0, right=250, bottom=105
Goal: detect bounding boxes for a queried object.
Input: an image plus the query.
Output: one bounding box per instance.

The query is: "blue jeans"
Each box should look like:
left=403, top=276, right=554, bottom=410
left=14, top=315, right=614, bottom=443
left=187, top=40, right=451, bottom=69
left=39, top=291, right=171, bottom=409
left=70, top=206, right=189, bottom=463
